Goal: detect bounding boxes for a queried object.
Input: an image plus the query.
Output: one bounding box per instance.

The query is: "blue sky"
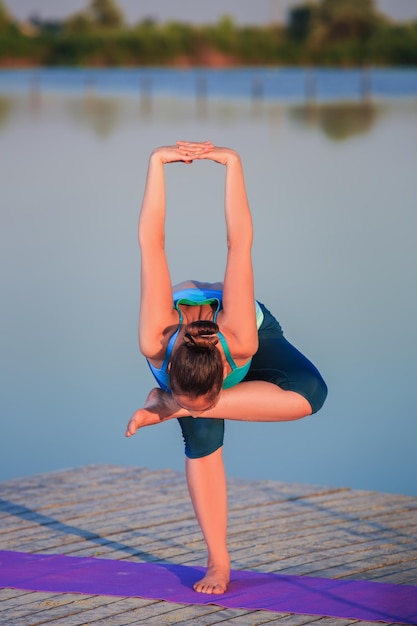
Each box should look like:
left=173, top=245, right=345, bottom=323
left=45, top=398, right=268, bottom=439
left=6, top=0, right=417, bottom=24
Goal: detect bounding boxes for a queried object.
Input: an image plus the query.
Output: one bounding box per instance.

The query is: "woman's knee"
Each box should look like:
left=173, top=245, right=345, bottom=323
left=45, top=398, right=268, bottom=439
left=177, top=417, right=225, bottom=459
left=303, top=370, right=328, bottom=414
left=277, top=339, right=328, bottom=414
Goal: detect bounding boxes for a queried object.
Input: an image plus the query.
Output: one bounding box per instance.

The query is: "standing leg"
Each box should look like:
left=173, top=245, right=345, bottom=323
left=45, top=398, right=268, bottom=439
left=185, top=447, right=230, bottom=594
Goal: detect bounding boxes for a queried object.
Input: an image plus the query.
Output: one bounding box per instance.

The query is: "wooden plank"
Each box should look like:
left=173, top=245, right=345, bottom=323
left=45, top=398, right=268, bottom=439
left=0, top=595, right=158, bottom=626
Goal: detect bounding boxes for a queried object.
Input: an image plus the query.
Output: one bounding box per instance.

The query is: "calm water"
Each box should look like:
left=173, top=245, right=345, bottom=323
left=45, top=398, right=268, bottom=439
left=1, top=69, right=417, bottom=496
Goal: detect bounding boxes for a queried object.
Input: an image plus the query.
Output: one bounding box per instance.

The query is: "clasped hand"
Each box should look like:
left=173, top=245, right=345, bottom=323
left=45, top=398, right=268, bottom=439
left=152, top=141, right=238, bottom=166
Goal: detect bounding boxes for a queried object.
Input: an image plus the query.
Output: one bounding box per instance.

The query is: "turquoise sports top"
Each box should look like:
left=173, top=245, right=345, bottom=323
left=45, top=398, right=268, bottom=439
left=147, top=287, right=264, bottom=392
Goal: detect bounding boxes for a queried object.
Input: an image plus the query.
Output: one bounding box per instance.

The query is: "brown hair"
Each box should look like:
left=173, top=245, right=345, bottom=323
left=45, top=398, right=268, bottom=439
left=169, top=320, right=223, bottom=398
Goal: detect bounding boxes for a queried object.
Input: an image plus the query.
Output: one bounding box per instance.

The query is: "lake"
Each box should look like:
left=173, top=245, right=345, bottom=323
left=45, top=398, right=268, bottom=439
left=1, top=68, right=416, bottom=496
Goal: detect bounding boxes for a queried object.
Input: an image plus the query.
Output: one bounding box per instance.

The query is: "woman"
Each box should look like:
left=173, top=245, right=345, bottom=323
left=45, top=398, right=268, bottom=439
left=126, top=141, right=327, bottom=595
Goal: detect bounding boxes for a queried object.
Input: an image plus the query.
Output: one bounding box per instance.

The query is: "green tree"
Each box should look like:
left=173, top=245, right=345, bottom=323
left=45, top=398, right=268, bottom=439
left=89, top=0, right=124, bottom=29
left=286, top=0, right=384, bottom=64
left=209, top=15, right=238, bottom=54
left=0, top=0, right=14, bottom=34
left=288, top=3, right=317, bottom=41
left=318, top=0, right=378, bottom=40
left=64, top=12, right=95, bottom=35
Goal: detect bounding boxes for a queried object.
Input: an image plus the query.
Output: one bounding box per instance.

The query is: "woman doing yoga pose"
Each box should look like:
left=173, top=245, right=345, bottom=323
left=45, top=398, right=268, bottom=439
left=125, top=141, right=327, bottom=595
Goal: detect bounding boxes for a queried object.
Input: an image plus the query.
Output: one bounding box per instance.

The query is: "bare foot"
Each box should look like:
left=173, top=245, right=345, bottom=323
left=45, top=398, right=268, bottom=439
left=125, top=388, right=185, bottom=437
left=193, top=562, right=230, bottom=594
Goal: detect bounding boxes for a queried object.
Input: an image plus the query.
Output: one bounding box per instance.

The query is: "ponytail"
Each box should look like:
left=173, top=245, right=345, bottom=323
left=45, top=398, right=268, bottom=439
left=170, top=321, right=223, bottom=397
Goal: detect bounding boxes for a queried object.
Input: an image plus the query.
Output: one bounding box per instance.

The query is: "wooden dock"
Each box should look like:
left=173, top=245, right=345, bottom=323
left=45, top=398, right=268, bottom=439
left=1, top=464, right=416, bottom=625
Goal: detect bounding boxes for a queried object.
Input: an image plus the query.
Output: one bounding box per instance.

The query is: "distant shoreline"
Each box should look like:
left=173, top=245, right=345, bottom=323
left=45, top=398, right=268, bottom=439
left=1, top=57, right=417, bottom=70
left=2, top=49, right=240, bottom=70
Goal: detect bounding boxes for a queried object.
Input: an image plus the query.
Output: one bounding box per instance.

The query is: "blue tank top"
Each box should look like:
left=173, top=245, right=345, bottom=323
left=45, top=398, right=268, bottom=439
left=147, top=288, right=264, bottom=392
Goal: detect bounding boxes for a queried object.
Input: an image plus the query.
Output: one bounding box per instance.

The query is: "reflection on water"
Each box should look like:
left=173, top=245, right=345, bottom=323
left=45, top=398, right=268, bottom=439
left=1, top=83, right=417, bottom=497
left=68, top=96, right=122, bottom=138
left=0, top=91, right=398, bottom=142
left=290, top=102, right=378, bottom=140
left=0, top=96, right=14, bottom=128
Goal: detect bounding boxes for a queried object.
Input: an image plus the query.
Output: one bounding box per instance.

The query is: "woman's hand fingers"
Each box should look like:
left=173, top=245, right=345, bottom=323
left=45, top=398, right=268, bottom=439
left=152, top=145, right=202, bottom=164
left=153, top=142, right=236, bottom=166
left=176, top=141, right=214, bottom=161
left=176, top=140, right=213, bottom=149
left=176, top=142, right=238, bottom=166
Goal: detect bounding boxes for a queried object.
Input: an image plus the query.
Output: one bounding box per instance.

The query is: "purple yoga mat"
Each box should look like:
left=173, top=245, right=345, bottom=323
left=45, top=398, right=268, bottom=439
left=0, top=551, right=416, bottom=624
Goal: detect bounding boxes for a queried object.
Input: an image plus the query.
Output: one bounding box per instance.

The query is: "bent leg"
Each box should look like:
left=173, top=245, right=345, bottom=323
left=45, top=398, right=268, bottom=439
left=244, top=329, right=328, bottom=415
left=201, top=381, right=313, bottom=421
left=197, top=304, right=328, bottom=422
left=126, top=306, right=327, bottom=434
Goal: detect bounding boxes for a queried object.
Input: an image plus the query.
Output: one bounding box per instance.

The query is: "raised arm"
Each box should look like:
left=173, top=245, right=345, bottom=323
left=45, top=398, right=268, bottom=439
left=177, top=142, right=258, bottom=358
left=220, top=150, right=258, bottom=356
left=138, top=144, right=213, bottom=359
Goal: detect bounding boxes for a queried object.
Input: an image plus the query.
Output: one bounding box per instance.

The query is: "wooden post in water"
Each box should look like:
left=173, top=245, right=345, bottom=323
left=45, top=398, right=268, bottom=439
left=251, top=74, right=264, bottom=117
left=251, top=75, right=264, bottom=101
left=29, top=73, right=41, bottom=112
left=360, top=66, right=372, bottom=103
left=304, top=67, right=318, bottom=122
left=305, top=67, right=316, bottom=105
left=84, top=74, right=96, bottom=106
left=140, top=75, right=152, bottom=116
left=195, top=73, right=208, bottom=119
